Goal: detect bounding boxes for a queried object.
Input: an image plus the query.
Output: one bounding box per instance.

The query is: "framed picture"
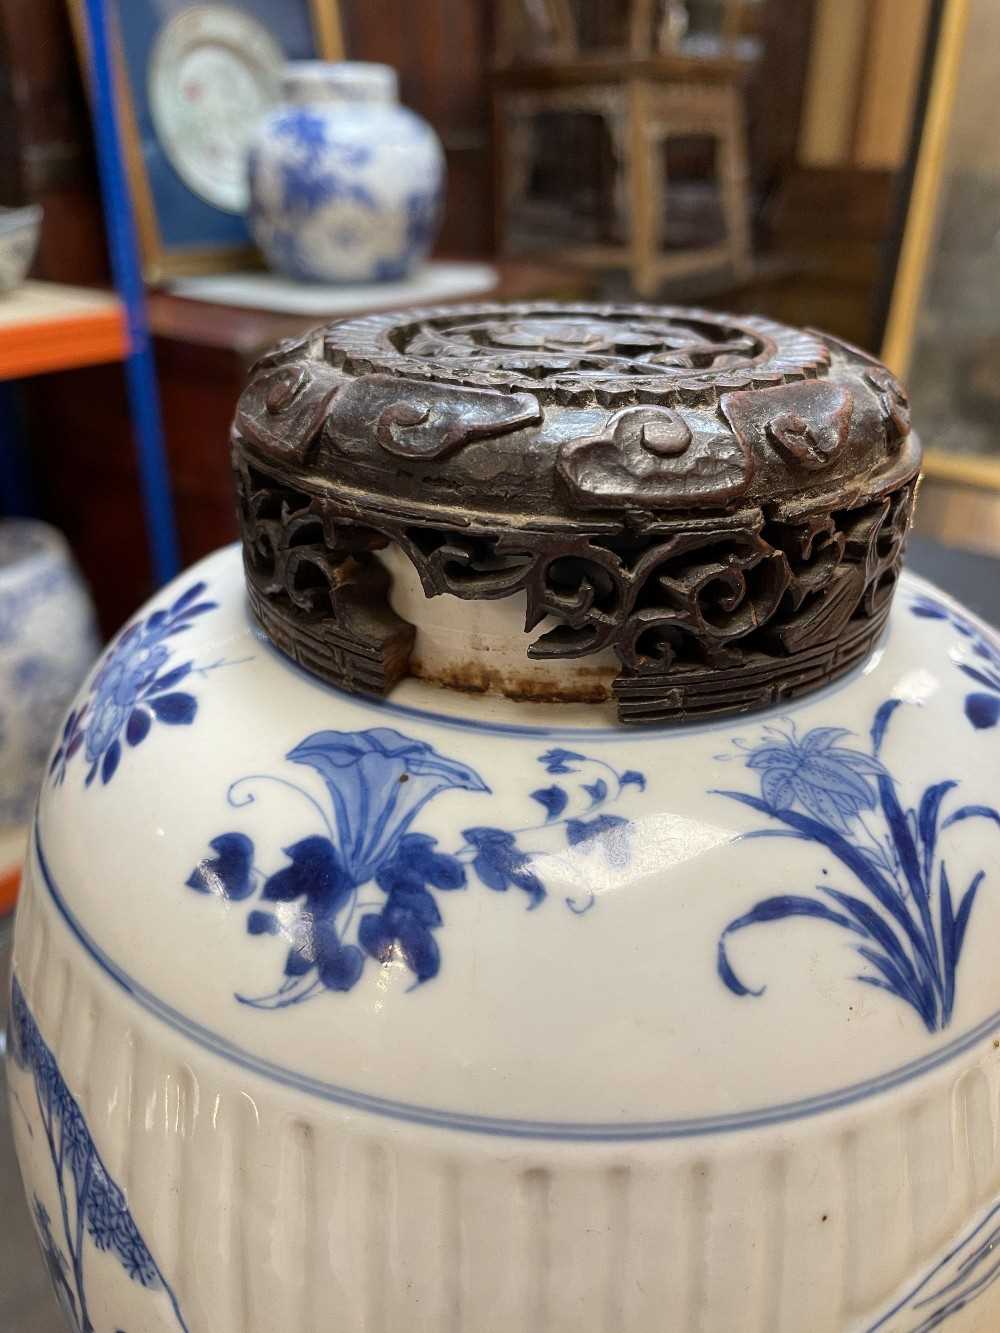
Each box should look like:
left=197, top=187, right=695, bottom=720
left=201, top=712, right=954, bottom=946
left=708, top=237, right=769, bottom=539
left=68, top=1, right=344, bottom=282
left=882, top=0, right=1000, bottom=490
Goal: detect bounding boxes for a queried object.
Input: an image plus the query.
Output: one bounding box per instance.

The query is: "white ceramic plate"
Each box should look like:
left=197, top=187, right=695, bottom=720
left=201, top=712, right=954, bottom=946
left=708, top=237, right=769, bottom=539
left=147, top=5, right=283, bottom=215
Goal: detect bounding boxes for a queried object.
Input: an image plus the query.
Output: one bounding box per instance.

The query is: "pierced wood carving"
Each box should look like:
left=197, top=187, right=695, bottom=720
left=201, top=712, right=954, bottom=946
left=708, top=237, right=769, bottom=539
left=232, top=302, right=921, bottom=724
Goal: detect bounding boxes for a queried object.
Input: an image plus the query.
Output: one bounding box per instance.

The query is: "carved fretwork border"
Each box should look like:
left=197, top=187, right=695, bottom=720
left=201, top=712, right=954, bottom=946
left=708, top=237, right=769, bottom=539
left=236, top=452, right=917, bottom=724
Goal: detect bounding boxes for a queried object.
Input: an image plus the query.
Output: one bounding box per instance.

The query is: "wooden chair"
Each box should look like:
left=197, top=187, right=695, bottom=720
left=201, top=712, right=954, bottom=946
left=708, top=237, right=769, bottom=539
left=492, top=0, right=755, bottom=295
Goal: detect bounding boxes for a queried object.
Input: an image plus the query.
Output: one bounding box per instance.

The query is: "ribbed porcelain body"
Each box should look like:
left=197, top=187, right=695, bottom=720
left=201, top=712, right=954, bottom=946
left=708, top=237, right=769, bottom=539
left=8, top=543, right=1000, bottom=1332
left=247, top=61, right=445, bottom=283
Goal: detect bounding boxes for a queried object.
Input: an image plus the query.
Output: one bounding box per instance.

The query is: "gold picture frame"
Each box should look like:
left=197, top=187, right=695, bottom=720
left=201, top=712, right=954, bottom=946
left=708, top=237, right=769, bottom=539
left=882, top=0, right=1000, bottom=490
left=68, top=1, right=345, bottom=284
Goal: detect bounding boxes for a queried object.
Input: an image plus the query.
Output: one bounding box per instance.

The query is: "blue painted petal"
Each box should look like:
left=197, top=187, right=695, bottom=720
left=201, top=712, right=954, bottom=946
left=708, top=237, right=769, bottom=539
left=870, top=699, right=902, bottom=754
left=169, top=581, right=207, bottom=615
left=247, top=910, right=279, bottom=935
left=125, top=708, right=151, bottom=747
left=319, top=943, right=364, bottom=992
left=187, top=832, right=256, bottom=900
left=261, top=836, right=351, bottom=914
left=101, top=740, right=121, bottom=784
left=966, top=693, right=1000, bottom=730
left=149, top=692, right=197, bottom=725
left=396, top=919, right=440, bottom=983
left=801, top=727, right=852, bottom=752
left=583, top=778, right=608, bottom=807
left=531, top=784, right=568, bottom=820
left=359, top=912, right=394, bottom=962
left=620, top=770, right=646, bottom=790
left=145, top=662, right=193, bottom=695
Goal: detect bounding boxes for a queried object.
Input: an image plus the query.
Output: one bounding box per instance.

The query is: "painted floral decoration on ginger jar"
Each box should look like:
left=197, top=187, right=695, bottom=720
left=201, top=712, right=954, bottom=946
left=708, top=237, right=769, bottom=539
left=247, top=60, right=445, bottom=283
left=9, top=303, right=1000, bottom=1333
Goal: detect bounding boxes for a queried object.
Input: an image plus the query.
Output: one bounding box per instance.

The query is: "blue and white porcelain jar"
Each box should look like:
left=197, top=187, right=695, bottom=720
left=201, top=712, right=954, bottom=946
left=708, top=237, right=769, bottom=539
left=247, top=61, right=445, bottom=283
left=9, top=304, right=1000, bottom=1332
left=0, top=520, right=97, bottom=875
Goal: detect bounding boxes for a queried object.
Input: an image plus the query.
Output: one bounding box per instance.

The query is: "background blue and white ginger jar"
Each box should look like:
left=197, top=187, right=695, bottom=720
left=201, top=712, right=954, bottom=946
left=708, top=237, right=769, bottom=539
left=0, top=520, right=97, bottom=873
left=247, top=61, right=446, bottom=283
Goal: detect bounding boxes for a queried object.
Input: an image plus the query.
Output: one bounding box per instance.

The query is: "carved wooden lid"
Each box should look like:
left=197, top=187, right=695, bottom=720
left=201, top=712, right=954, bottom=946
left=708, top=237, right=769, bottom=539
left=232, top=302, right=921, bottom=723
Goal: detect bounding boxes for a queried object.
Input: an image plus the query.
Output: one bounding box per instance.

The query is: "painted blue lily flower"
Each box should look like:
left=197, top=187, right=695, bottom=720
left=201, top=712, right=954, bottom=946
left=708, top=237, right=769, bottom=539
left=747, top=725, right=887, bottom=834
left=287, top=728, right=490, bottom=885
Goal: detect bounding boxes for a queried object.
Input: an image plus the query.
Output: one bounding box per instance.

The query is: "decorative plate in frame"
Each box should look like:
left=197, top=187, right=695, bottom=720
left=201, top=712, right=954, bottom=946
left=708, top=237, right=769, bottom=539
left=147, top=6, right=284, bottom=215
left=67, top=0, right=344, bottom=282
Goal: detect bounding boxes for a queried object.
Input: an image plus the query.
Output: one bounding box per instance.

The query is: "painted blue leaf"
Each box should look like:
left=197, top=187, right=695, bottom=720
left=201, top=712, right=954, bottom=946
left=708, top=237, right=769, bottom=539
left=531, top=784, right=568, bottom=820
left=169, top=581, right=207, bottom=615
left=247, top=909, right=279, bottom=935
left=145, top=662, right=193, bottom=696
left=149, top=692, right=197, bottom=725
left=718, top=895, right=856, bottom=998
left=384, top=885, right=442, bottom=929
left=396, top=919, right=440, bottom=983
left=285, top=947, right=314, bottom=977
left=359, top=912, right=394, bottom=962
left=566, top=814, right=631, bottom=868
left=175, top=601, right=217, bottom=620
left=917, top=780, right=957, bottom=880
left=952, top=869, right=986, bottom=968
left=940, top=863, right=958, bottom=1025
left=84, top=760, right=98, bottom=787
left=910, top=602, right=947, bottom=619
left=583, top=778, right=608, bottom=807
left=941, top=804, right=1000, bottom=834
left=801, top=727, right=852, bottom=752
left=870, top=699, right=902, bottom=754
left=375, top=832, right=466, bottom=894
left=125, top=708, right=151, bottom=747
left=538, top=748, right=585, bottom=774
left=318, top=943, right=364, bottom=992
left=146, top=610, right=168, bottom=631
left=958, top=664, right=1000, bottom=692
left=100, top=740, right=120, bottom=785
left=186, top=832, right=256, bottom=900
left=262, top=836, right=351, bottom=915
left=966, top=692, right=1000, bottom=730
left=462, top=826, right=545, bottom=905
left=620, top=770, right=646, bottom=790
left=358, top=908, right=440, bottom=982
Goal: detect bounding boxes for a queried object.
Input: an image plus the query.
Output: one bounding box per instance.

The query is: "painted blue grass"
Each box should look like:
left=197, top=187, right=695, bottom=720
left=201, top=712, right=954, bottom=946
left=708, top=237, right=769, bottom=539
left=714, top=700, right=1000, bottom=1032
left=9, top=976, right=187, bottom=1332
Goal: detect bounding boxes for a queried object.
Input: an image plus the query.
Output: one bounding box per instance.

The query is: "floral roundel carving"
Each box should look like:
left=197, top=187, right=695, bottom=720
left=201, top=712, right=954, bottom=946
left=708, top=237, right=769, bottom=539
left=324, top=302, right=832, bottom=404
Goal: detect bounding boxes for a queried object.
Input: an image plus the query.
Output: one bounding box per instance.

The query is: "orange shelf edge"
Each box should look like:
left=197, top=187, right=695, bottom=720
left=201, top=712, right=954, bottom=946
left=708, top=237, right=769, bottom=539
left=0, top=307, right=129, bottom=380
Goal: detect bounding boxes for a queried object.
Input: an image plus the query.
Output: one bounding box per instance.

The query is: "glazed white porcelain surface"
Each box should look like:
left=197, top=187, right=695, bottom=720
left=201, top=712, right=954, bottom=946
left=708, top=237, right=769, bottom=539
left=0, top=520, right=98, bottom=840
left=247, top=61, right=446, bottom=283
left=8, top=543, right=1000, bottom=1332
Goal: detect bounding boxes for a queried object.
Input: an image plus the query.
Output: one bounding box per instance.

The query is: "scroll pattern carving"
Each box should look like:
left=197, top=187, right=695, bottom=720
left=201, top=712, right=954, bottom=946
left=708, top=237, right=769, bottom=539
left=234, top=303, right=921, bottom=723
left=237, top=461, right=917, bottom=722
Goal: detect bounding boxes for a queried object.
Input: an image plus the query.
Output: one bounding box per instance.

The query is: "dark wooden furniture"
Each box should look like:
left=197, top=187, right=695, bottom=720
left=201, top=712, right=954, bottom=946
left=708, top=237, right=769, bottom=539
left=493, top=0, right=756, bottom=294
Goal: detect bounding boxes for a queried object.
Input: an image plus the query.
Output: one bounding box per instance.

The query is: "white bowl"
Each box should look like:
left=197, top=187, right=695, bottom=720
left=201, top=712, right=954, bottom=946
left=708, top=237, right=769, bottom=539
left=0, top=204, right=42, bottom=293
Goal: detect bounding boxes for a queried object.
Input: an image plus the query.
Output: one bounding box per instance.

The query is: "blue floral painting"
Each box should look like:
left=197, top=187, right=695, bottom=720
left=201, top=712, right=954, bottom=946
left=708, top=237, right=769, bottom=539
left=714, top=701, right=1000, bottom=1032
left=9, top=976, right=188, bottom=1332
left=49, top=580, right=222, bottom=788
left=911, top=593, right=1000, bottom=730
left=186, top=730, right=644, bottom=1007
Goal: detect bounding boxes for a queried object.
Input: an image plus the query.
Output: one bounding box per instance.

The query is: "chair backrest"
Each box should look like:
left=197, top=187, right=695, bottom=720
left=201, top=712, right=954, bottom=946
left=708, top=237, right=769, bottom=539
left=493, top=1, right=747, bottom=68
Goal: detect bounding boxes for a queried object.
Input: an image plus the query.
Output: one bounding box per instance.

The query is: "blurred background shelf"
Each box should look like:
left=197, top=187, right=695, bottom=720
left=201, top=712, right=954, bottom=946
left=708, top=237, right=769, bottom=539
left=0, top=279, right=126, bottom=379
